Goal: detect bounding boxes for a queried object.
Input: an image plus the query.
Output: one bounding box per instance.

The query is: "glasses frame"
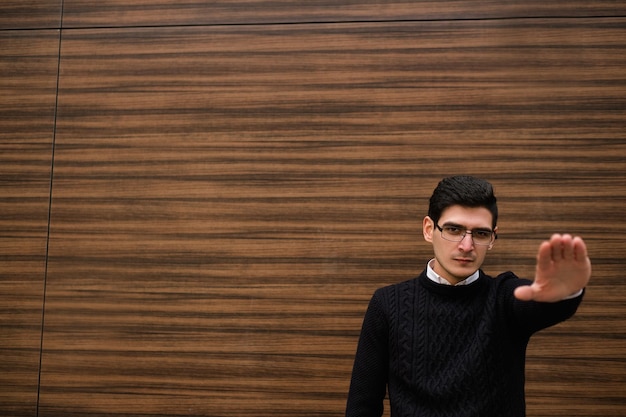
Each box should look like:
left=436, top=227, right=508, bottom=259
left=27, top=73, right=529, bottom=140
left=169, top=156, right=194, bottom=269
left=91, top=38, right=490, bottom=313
left=435, top=224, right=497, bottom=246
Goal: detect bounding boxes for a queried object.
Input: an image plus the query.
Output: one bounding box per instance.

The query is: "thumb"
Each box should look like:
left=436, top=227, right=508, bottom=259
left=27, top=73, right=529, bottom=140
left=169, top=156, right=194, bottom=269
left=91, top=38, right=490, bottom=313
left=514, top=285, right=535, bottom=301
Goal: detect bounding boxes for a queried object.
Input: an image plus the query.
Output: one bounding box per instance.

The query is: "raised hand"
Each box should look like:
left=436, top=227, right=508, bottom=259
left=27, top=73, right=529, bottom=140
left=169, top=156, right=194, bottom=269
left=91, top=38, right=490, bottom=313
left=514, top=234, right=591, bottom=302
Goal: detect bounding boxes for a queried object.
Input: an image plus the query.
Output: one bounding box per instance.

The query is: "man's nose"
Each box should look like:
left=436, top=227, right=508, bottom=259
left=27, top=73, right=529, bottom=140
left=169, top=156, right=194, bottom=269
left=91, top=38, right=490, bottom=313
left=458, top=233, right=474, bottom=251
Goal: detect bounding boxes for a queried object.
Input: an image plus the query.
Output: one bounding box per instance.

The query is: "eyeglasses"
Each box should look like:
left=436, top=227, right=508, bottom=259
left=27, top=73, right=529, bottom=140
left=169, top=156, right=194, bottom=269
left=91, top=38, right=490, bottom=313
left=435, top=224, right=496, bottom=246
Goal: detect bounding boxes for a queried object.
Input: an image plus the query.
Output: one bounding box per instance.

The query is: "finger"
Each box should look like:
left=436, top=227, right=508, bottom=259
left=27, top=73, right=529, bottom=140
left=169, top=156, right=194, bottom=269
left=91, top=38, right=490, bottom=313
left=560, top=234, right=575, bottom=261
left=548, top=234, right=563, bottom=260
left=536, top=240, right=553, bottom=271
left=514, top=285, right=535, bottom=301
left=572, top=236, right=589, bottom=262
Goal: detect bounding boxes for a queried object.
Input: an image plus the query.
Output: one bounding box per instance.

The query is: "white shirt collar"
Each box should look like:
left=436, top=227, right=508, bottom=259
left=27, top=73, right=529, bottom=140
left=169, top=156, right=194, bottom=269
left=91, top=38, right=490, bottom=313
left=426, top=259, right=480, bottom=286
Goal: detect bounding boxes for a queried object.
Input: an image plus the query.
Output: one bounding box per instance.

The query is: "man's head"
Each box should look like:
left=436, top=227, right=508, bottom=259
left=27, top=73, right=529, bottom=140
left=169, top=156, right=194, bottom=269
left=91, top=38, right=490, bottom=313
left=423, top=176, right=498, bottom=284
left=428, top=175, right=498, bottom=229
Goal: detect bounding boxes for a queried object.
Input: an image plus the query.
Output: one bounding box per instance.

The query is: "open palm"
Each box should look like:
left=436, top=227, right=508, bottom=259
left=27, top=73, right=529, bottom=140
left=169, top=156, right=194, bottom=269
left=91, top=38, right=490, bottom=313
left=514, top=234, right=591, bottom=302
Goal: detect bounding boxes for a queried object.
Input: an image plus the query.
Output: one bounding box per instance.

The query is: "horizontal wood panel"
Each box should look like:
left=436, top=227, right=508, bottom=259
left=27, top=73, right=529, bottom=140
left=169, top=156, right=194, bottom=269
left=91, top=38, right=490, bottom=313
left=37, top=18, right=626, bottom=416
left=0, top=0, right=61, bottom=29
left=0, top=30, right=59, bottom=416
left=525, top=284, right=626, bottom=416
left=60, top=0, right=626, bottom=28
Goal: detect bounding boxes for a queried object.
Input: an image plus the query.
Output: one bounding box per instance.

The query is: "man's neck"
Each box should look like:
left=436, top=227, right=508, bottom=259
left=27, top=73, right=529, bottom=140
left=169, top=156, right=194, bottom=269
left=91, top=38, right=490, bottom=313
left=426, top=259, right=479, bottom=286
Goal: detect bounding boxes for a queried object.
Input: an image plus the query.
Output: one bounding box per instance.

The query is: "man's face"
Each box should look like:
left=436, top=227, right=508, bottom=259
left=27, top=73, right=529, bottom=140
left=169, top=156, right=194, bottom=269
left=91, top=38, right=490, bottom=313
left=423, top=205, right=496, bottom=285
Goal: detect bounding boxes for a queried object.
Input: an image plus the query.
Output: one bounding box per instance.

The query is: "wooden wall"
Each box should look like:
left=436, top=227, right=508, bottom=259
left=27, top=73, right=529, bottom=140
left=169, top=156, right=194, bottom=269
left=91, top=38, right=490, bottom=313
left=1, top=1, right=625, bottom=416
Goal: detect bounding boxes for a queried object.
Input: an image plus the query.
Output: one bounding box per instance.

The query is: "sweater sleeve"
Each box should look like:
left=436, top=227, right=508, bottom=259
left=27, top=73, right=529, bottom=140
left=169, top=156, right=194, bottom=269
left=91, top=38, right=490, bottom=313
left=500, top=272, right=585, bottom=336
left=346, top=291, right=389, bottom=417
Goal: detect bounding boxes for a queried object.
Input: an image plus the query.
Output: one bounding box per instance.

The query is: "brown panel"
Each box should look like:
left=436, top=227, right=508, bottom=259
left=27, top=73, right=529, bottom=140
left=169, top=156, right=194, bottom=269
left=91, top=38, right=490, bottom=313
left=0, top=1, right=62, bottom=29
left=525, top=286, right=626, bottom=416
left=41, top=18, right=626, bottom=416
left=61, top=0, right=626, bottom=28
left=0, top=30, right=59, bottom=416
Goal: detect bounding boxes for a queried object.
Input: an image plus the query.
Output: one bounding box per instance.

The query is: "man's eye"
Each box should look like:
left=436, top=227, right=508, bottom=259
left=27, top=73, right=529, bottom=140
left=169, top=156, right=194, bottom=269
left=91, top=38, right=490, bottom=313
left=444, top=226, right=463, bottom=235
left=474, top=230, right=492, bottom=239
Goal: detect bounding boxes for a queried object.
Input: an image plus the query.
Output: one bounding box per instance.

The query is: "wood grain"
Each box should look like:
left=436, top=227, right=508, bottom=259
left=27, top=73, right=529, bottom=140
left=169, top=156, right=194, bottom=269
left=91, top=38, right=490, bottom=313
left=0, top=0, right=61, bottom=30
left=1, top=2, right=625, bottom=416
left=33, top=17, right=626, bottom=416
left=0, top=30, right=59, bottom=416
left=60, top=0, right=626, bottom=28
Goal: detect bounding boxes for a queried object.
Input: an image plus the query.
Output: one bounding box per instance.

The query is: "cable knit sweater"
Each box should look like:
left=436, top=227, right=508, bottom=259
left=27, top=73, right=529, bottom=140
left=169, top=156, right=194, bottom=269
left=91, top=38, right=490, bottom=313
left=346, top=269, right=584, bottom=417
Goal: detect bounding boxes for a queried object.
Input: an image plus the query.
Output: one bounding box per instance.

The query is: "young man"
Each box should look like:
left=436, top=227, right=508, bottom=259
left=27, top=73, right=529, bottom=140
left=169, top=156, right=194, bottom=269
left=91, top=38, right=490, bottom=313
left=345, top=175, right=591, bottom=417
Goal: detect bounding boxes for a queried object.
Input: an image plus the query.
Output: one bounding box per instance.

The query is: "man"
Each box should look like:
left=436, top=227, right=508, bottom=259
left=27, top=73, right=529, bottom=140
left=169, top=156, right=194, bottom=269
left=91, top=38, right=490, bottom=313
left=345, top=175, right=591, bottom=417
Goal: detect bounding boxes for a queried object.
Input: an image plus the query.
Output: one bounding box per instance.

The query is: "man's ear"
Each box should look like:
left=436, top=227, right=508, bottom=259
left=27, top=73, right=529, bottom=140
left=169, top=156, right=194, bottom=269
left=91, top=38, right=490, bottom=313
left=488, top=226, right=498, bottom=250
left=423, top=216, right=434, bottom=243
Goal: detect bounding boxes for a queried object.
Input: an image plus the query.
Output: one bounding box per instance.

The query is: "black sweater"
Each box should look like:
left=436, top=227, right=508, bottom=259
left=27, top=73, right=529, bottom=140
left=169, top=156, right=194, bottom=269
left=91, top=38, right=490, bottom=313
left=346, top=270, right=583, bottom=417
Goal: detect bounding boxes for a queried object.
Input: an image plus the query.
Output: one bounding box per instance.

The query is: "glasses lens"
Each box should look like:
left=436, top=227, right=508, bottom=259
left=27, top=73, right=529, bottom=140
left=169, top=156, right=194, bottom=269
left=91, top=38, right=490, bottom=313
left=440, top=226, right=492, bottom=245
left=441, top=226, right=464, bottom=241
left=472, top=230, right=493, bottom=245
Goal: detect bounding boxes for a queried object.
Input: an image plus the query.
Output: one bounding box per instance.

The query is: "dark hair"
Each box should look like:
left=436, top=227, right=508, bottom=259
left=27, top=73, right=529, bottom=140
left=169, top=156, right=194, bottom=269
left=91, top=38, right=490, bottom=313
left=428, top=175, right=498, bottom=228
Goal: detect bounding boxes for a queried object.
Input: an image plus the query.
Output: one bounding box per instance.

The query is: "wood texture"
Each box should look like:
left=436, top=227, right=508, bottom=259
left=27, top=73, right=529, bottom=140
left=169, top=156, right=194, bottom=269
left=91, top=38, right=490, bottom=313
left=60, top=0, right=626, bottom=28
left=0, top=1, right=61, bottom=30
left=1, top=3, right=625, bottom=417
left=0, top=30, right=59, bottom=416
left=37, top=18, right=626, bottom=417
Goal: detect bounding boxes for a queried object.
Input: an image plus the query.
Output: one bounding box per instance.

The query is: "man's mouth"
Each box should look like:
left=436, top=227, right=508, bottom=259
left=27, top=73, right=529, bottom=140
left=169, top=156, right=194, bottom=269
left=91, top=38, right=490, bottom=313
left=455, top=258, right=474, bottom=264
